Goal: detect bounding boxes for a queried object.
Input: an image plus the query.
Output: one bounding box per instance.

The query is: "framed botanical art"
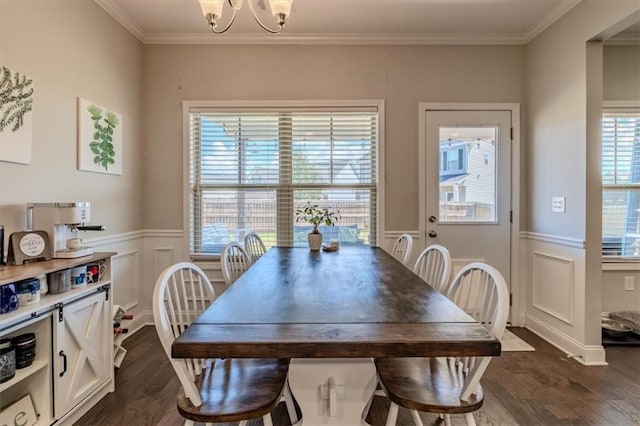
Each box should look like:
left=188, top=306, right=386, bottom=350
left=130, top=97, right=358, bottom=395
left=78, top=98, right=123, bottom=175
left=0, top=65, right=34, bottom=164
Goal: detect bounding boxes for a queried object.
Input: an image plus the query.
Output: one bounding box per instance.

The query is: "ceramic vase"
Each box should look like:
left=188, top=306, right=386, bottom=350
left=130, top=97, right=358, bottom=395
left=307, top=231, right=323, bottom=251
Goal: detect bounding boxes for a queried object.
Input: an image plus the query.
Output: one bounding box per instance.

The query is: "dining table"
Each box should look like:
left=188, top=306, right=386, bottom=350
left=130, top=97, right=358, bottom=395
left=172, top=246, right=501, bottom=425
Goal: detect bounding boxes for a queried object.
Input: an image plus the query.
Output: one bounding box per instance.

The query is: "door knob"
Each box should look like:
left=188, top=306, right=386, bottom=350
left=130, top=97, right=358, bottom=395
left=428, top=230, right=438, bottom=238
left=428, top=215, right=437, bottom=223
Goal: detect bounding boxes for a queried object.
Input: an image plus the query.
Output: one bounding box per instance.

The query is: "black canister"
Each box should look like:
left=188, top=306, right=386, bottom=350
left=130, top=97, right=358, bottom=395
left=0, top=338, right=15, bottom=382
left=11, top=333, right=36, bottom=369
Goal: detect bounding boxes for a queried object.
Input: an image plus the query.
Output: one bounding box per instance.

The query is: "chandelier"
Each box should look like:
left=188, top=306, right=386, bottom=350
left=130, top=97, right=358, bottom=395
left=199, top=0, right=294, bottom=34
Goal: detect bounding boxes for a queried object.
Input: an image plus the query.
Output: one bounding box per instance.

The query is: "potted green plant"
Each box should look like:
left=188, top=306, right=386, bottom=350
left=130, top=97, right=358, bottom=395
left=295, top=202, right=340, bottom=251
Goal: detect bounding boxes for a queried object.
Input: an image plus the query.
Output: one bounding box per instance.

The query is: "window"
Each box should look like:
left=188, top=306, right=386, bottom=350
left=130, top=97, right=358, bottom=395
left=186, top=103, right=380, bottom=256
left=602, top=111, right=640, bottom=258
left=440, top=146, right=466, bottom=175
left=438, top=131, right=496, bottom=223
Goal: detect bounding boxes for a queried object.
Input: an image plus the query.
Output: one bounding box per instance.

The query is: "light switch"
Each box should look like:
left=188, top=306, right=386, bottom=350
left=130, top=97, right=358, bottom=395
left=552, top=196, right=565, bottom=213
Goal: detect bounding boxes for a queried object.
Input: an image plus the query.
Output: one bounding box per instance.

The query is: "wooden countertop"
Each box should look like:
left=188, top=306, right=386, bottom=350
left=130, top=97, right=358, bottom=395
left=0, top=252, right=115, bottom=285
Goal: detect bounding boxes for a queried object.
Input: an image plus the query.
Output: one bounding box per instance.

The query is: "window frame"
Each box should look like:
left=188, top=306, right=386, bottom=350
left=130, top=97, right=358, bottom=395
left=602, top=103, right=640, bottom=261
left=182, top=100, right=385, bottom=260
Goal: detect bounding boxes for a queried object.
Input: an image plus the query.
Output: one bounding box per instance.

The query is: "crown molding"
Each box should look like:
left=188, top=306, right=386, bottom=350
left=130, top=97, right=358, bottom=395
left=143, top=32, right=526, bottom=45
left=605, top=35, right=640, bottom=45
left=94, top=0, right=146, bottom=42
left=524, top=0, right=582, bottom=43
left=95, top=0, right=580, bottom=46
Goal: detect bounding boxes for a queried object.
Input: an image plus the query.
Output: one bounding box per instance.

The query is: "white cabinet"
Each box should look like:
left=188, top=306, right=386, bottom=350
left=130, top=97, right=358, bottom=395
left=0, top=314, right=53, bottom=426
left=0, top=253, right=115, bottom=425
left=54, top=290, right=111, bottom=418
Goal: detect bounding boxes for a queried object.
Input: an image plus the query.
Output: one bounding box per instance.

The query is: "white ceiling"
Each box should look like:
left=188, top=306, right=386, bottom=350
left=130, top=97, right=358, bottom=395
left=95, top=0, right=594, bottom=45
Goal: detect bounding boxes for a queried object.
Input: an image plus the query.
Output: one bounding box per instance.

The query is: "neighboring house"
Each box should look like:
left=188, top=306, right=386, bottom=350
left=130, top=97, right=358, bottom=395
left=439, top=139, right=495, bottom=221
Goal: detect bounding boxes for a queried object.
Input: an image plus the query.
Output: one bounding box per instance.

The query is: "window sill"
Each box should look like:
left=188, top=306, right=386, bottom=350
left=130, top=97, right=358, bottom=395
left=602, top=260, right=640, bottom=271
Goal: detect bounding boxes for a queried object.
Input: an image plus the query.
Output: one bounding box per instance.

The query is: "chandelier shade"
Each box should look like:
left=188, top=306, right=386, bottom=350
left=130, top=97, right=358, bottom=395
left=199, top=0, right=293, bottom=34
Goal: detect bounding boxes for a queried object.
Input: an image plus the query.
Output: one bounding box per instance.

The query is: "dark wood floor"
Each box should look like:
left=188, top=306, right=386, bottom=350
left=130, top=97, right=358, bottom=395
left=78, top=326, right=640, bottom=425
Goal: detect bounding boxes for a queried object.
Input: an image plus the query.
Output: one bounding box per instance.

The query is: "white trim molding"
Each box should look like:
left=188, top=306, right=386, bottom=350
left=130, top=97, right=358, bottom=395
left=531, top=251, right=575, bottom=326
left=602, top=261, right=640, bottom=271
left=383, top=230, right=421, bottom=240
left=94, top=0, right=146, bottom=42
left=523, top=0, right=582, bottom=43
left=525, top=314, right=607, bottom=366
left=95, top=0, right=582, bottom=46
left=520, top=231, right=585, bottom=249
left=143, top=32, right=528, bottom=46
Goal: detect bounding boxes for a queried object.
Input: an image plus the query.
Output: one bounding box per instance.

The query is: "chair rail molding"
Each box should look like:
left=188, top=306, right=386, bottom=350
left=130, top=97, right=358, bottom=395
left=520, top=231, right=585, bottom=249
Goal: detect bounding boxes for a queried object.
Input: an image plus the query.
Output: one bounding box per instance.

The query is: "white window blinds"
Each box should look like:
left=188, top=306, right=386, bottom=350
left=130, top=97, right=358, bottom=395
left=602, top=112, right=640, bottom=258
left=188, top=107, right=379, bottom=256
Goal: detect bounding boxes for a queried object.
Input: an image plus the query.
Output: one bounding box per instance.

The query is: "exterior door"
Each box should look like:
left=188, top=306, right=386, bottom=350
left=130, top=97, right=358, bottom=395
left=424, top=110, right=511, bottom=289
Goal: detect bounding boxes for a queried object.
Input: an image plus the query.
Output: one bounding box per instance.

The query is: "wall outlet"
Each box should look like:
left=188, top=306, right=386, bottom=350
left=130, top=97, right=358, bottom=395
left=624, top=276, right=635, bottom=291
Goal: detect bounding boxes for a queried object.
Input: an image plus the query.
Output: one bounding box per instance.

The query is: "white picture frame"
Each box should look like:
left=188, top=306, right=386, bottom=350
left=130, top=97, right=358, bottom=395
left=0, top=65, right=34, bottom=165
left=0, top=394, right=37, bottom=426
left=77, top=97, right=123, bottom=175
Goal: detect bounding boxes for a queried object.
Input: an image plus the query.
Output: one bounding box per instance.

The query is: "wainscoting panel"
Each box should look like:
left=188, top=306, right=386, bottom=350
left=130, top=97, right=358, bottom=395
left=451, top=258, right=485, bottom=276
left=111, top=250, right=140, bottom=311
left=153, top=247, right=175, bottom=281
left=532, top=251, right=574, bottom=325
left=521, top=232, right=605, bottom=365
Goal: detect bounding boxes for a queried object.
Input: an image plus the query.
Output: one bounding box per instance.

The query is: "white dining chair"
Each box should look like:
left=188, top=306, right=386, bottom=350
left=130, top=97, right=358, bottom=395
left=413, top=244, right=452, bottom=295
left=363, top=262, right=509, bottom=426
left=391, top=233, right=413, bottom=266
left=153, top=262, right=300, bottom=426
left=221, top=242, right=251, bottom=286
left=244, top=231, right=267, bottom=263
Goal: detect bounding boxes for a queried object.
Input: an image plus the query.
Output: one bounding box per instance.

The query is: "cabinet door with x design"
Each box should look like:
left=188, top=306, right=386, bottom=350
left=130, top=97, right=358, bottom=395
left=53, top=290, right=111, bottom=417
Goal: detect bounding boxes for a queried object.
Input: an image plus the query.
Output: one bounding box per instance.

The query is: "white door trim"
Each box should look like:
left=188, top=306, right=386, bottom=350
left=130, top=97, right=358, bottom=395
left=418, top=102, right=522, bottom=325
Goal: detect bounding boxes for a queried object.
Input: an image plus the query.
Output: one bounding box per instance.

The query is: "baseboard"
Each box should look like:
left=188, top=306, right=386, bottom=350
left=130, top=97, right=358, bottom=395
left=525, top=313, right=607, bottom=366
left=118, top=310, right=154, bottom=344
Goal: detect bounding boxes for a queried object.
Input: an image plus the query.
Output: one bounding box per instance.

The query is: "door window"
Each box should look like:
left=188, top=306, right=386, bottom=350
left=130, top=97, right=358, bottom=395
left=438, top=127, right=497, bottom=223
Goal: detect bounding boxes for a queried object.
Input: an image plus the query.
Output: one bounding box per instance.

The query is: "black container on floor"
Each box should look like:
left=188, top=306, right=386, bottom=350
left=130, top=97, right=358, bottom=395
left=12, top=333, right=36, bottom=369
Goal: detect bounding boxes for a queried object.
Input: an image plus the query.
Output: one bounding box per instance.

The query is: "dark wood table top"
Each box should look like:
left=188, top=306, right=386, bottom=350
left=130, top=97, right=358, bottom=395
left=172, top=246, right=501, bottom=359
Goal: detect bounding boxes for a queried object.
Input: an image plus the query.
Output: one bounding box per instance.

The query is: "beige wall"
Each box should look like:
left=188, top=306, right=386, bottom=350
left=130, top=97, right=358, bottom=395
left=524, top=0, right=639, bottom=358
left=604, top=44, right=640, bottom=102
left=0, top=1, right=144, bottom=241
left=142, top=44, right=525, bottom=231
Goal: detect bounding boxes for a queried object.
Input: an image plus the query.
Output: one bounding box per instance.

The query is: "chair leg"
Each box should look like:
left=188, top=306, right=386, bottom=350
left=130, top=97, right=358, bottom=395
left=465, top=412, right=476, bottom=426
left=444, top=413, right=452, bottom=426
left=361, top=386, right=376, bottom=424
left=239, top=421, right=248, bottom=426
left=184, top=420, right=195, bottom=426
left=385, top=402, right=399, bottom=426
left=262, top=413, right=273, bottom=426
left=283, top=380, right=299, bottom=425
left=409, top=409, right=424, bottom=426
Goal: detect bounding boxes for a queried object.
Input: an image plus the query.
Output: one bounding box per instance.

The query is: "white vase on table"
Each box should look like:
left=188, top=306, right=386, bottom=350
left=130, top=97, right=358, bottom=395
left=307, top=231, right=323, bottom=251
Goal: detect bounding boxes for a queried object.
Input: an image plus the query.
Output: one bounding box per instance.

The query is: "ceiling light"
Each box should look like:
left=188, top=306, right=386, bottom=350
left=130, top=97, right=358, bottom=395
left=199, top=0, right=293, bottom=34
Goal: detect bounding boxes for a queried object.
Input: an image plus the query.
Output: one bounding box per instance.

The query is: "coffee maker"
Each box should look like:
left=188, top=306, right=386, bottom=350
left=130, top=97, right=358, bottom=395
left=27, top=202, right=105, bottom=259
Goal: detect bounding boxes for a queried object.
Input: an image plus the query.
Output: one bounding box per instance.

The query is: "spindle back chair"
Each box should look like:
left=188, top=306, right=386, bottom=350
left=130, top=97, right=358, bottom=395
left=221, top=242, right=251, bottom=286
left=391, top=233, right=414, bottom=266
